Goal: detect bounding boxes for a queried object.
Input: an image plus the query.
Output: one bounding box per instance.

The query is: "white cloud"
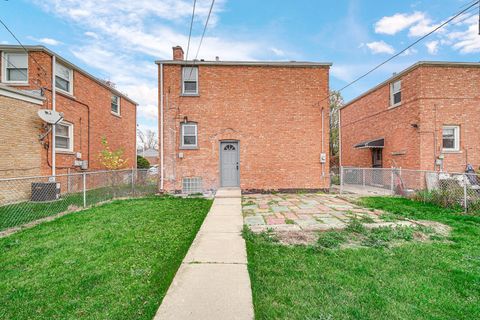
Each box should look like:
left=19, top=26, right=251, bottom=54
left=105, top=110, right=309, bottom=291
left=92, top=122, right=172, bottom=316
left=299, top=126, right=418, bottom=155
left=401, top=48, right=417, bottom=56
left=84, top=31, right=99, bottom=39
left=28, top=36, right=62, bottom=46
left=426, top=40, right=439, bottom=54
left=408, top=18, right=441, bottom=37
left=365, top=41, right=395, bottom=54
left=270, top=47, right=285, bottom=56
left=449, top=23, right=480, bottom=54
left=375, top=12, right=425, bottom=35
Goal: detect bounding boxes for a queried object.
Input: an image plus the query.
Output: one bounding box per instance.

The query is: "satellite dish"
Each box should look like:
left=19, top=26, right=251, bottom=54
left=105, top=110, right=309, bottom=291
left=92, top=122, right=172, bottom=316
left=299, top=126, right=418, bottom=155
left=38, top=109, right=64, bottom=124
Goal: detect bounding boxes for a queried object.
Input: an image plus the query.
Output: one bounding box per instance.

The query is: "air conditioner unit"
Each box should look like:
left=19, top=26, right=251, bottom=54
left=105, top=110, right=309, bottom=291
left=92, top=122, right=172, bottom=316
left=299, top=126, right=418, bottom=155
left=31, top=182, right=60, bottom=202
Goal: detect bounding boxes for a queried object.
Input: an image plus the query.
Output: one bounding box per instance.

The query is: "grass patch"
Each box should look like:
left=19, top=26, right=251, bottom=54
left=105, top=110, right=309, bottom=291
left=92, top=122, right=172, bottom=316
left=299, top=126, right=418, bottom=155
left=0, top=183, right=157, bottom=231
left=245, top=196, right=480, bottom=319
left=0, top=196, right=212, bottom=320
left=317, top=231, right=347, bottom=249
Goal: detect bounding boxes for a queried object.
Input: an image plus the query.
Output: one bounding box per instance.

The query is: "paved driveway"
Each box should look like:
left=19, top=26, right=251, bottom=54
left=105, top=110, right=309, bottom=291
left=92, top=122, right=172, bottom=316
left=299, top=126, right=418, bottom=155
left=243, top=193, right=395, bottom=233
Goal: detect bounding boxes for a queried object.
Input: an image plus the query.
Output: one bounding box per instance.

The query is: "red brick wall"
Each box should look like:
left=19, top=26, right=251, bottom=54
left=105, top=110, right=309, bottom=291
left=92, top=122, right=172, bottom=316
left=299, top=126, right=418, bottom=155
left=160, top=63, right=330, bottom=192
left=1, top=50, right=137, bottom=176
left=340, top=64, right=480, bottom=173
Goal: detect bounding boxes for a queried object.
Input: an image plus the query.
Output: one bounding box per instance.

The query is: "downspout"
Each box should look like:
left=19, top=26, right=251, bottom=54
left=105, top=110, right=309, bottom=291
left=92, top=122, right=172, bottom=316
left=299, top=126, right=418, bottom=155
left=160, top=63, right=164, bottom=191
left=321, top=106, right=325, bottom=177
left=338, top=108, right=342, bottom=168
left=51, top=55, right=56, bottom=177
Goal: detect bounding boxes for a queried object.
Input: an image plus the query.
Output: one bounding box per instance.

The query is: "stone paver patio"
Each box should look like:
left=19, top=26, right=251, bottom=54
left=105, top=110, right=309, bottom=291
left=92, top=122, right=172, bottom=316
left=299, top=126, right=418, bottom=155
left=243, top=193, right=416, bottom=233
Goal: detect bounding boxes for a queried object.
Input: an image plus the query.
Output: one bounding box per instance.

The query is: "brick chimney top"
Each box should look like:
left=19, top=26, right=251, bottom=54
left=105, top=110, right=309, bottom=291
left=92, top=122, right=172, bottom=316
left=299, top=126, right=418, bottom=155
left=172, top=46, right=184, bottom=60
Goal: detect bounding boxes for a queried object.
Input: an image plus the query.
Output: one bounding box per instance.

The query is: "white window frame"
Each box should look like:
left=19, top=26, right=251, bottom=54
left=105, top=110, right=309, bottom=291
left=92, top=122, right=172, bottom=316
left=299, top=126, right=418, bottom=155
left=111, top=94, right=121, bottom=116
left=55, top=62, right=74, bottom=95
left=390, top=80, right=401, bottom=107
left=182, top=67, right=198, bottom=95
left=55, top=121, right=74, bottom=152
left=442, top=125, right=460, bottom=152
left=180, top=122, right=198, bottom=149
left=1, top=51, right=29, bottom=84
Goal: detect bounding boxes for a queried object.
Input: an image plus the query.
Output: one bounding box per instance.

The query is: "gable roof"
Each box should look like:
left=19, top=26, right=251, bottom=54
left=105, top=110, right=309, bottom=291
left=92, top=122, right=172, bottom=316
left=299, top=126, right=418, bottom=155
left=341, top=61, right=480, bottom=110
left=0, top=45, right=138, bottom=105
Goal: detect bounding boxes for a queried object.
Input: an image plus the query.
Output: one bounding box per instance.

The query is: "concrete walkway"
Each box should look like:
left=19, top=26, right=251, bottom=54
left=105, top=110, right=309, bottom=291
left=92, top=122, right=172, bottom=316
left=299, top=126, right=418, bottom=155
left=154, top=188, right=254, bottom=320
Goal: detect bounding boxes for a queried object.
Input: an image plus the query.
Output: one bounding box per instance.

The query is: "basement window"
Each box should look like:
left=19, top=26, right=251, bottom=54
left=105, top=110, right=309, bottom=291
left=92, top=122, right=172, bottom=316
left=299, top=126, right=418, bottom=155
left=390, top=80, right=401, bottom=107
left=442, top=125, right=460, bottom=152
left=182, top=177, right=203, bottom=194
left=2, top=52, right=28, bottom=83
left=182, top=67, right=198, bottom=95
left=180, top=122, right=198, bottom=149
left=55, top=62, right=73, bottom=94
left=55, top=121, right=74, bottom=152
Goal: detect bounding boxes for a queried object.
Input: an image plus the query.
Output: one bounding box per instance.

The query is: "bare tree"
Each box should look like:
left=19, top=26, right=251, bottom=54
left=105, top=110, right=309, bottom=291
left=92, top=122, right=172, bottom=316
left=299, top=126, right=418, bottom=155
left=329, top=90, right=344, bottom=166
left=137, top=129, right=158, bottom=150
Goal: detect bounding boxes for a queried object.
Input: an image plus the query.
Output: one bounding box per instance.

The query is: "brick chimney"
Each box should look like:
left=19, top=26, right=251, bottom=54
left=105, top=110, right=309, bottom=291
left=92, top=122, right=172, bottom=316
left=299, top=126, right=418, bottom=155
left=172, top=46, right=184, bottom=60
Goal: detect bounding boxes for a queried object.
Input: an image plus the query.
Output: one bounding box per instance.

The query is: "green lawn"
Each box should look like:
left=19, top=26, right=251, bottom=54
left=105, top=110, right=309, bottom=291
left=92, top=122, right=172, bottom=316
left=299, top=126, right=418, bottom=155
left=0, top=183, right=157, bottom=231
left=0, top=196, right=212, bottom=320
left=245, top=197, right=480, bottom=320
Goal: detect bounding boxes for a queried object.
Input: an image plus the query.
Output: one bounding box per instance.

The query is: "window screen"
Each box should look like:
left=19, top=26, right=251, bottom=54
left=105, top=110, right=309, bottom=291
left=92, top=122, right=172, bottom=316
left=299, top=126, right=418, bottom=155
left=111, top=95, right=120, bottom=114
left=181, top=123, right=197, bottom=148
left=55, top=122, right=72, bottom=151
left=5, top=53, right=28, bottom=82
left=55, top=62, right=72, bottom=93
left=442, top=126, right=459, bottom=151
left=391, top=80, right=401, bottom=106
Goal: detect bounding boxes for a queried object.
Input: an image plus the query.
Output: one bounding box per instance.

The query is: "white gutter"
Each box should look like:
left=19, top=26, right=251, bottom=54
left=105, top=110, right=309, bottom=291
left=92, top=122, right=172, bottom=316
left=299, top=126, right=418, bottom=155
left=52, top=55, right=56, bottom=177
left=159, top=63, right=164, bottom=191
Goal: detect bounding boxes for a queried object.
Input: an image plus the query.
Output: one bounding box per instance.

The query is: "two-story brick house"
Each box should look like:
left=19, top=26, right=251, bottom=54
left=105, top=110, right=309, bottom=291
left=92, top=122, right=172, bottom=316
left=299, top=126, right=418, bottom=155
left=340, top=61, right=480, bottom=173
left=157, top=46, right=331, bottom=193
left=0, top=45, right=138, bottom=177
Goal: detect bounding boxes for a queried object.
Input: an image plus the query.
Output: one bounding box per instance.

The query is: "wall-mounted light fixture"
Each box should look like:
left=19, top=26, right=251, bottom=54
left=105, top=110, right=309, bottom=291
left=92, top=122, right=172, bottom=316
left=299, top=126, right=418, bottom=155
left=183, top=116, right=188, bottom=124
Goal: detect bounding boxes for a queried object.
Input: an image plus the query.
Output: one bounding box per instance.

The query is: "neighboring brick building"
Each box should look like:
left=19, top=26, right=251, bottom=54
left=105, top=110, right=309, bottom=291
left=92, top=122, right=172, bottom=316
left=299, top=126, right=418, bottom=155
left=0, top=45, right=138, bottom=176
left=138, top=148, right=159, bottom=166
left=157, top=46, right=331, bottom=193
left=340, top=61, right=480, bottom=173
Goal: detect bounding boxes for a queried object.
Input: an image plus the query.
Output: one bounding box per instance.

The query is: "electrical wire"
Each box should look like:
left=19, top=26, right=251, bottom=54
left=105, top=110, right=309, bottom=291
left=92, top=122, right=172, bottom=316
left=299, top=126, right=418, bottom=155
left=185, top=0, right=197, bottom=61
left=321, top=0, right=480, bottom=105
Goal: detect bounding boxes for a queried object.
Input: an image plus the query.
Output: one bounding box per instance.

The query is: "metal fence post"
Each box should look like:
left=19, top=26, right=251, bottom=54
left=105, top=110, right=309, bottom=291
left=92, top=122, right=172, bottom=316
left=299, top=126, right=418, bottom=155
left=463, top=174, right=468, bottom=213
left=82, top=172, right=87, bottom=208
left=390, top=168, right=394, bottom=195
left=362, top=168, right=366, bottom=190
left=131, top=168, right=135, bottom=197
left=339, top=166, right=344, bottom=194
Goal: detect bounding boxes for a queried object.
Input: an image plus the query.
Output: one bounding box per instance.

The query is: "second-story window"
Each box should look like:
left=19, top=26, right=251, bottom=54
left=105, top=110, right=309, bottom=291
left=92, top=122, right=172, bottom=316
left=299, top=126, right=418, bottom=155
left=55, top=62, right=73, bottom=94
left=390, top=80, right=401, bottom=106
left=111, top=95, right=120, bottom=116
left=2, top=52, right=28, bottom=83
left=182, top=67, right=198, bottom=95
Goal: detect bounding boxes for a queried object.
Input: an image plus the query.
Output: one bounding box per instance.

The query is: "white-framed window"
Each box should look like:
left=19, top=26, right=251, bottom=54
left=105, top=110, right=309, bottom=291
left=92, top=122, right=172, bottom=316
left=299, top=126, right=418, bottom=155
left=442, top=125, right=460, bottom=152
left=180, top=122, right=198, bottom=148
left=2, top=52, right=28, bottom=83
left=55, top=62, right=73, bottom=94
left=111, top=94, right=120, bottom=115
left=55, top=121, right=74, bottom=152
left=390, top=80, right=401, bottom=106
left=182, top=67, right=198, bottom=95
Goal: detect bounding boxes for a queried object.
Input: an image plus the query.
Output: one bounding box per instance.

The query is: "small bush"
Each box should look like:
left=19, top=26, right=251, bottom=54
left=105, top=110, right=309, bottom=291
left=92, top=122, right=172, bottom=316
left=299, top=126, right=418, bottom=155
left=137, top=155, right=150, bottom=169
left=346, top=218, right=366, bottom=234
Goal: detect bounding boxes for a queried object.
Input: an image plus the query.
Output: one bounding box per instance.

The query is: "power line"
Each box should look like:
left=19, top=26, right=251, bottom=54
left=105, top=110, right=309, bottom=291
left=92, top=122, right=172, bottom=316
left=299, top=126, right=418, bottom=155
left=324, top=0, right=480, bottom=104
left=185, top=0, right=197, bottom=61
left=193, top=0, right=216, bottom=60
left=0, top=17, right=49, bottom=79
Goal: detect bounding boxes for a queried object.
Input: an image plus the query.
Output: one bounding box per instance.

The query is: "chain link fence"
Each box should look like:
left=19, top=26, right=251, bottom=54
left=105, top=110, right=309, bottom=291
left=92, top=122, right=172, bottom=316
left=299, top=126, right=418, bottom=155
left=0, top=169, right=159, bottom=233
left=339, top=166, right=480, bottom=213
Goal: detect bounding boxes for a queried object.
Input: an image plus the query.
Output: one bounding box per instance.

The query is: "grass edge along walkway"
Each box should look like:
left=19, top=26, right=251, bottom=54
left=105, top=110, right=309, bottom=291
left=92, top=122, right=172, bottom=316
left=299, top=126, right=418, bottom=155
left=0, top=196, right=212, bottom=320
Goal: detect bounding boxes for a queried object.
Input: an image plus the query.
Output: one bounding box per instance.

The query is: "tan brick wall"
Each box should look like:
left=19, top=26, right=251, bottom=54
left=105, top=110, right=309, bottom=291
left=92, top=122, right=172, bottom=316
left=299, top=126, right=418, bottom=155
left=160, top=63, right=330, bottom=192
left=340, top=64, right=480, bottom=173
left=0, top=95, right=43, bottom=178
left=1, top=50, right=137, bottom=176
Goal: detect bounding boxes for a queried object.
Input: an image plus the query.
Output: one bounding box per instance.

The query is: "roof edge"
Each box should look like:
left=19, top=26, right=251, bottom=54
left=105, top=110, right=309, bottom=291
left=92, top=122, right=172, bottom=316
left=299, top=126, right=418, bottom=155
left=0, top=84, right=45, bottom=105
left=155, top=60, right=332, bottom=67
left=341, top=61, right=480, bottom=110
left=0, top=45, right=138, bottom=106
